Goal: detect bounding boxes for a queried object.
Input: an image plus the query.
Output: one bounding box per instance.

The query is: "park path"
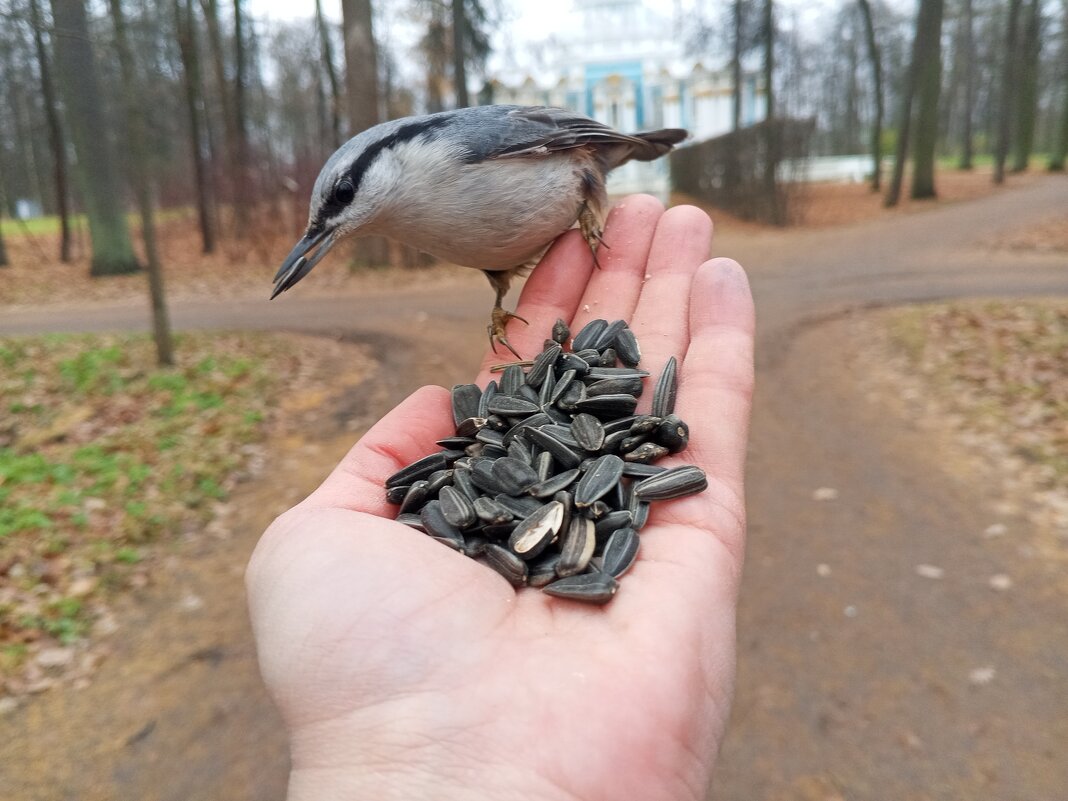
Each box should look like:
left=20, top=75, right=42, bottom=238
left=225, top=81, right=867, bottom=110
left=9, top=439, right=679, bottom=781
left=1, top=176, right=1066, bottom=800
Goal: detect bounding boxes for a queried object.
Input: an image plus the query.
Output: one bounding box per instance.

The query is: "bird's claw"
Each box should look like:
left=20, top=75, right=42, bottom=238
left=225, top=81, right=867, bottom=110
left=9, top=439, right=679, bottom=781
left=489, top=306, right=528, bottom=359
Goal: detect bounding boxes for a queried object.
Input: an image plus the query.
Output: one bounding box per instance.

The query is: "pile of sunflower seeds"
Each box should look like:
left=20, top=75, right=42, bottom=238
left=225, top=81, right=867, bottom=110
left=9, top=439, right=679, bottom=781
left=384, top=318, right=707, bottom=604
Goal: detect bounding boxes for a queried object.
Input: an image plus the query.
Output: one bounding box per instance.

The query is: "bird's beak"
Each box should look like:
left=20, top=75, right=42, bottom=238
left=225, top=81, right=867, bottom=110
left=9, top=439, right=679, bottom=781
left=270, top=226, right=338, bottom=299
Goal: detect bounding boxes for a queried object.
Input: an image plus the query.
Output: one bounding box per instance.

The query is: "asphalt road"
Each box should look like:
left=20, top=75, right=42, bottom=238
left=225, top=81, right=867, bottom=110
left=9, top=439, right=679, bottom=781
left=1, top=176, right=1066, bottom=800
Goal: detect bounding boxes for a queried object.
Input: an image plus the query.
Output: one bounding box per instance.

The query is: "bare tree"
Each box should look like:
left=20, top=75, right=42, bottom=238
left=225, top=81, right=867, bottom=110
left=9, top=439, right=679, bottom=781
left=231, top=0, right=252, bottom=235
left=108, top=0, right=174, bottom=365
left=994, top=0, right=1024, bottom=183
left=958, top=0, right=976, bottom=169
left=50, top=0, right=139, bottom=275
left=1051, top=0, right=1068, bottom=172
left=857, top=0, right=884, bottom=191
left=315, top=0, right=342, bottom=147
left=1011, top=0, right=1042, bottom=172
left=452, top=0, right=469, bottom=107
left=342, top=0, right=380, bottom=134
left=28, top=0, right=72, bottom=262
left=175, top=0, right=216, bottom=253
left=732, top=0, right=744, bottom=130
left=911, top=0, right=945, bottom=199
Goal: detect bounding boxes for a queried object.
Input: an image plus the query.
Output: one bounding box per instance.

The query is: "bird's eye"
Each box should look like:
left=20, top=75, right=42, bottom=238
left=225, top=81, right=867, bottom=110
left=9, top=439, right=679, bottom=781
left=334, top=180, right=355, bottom=205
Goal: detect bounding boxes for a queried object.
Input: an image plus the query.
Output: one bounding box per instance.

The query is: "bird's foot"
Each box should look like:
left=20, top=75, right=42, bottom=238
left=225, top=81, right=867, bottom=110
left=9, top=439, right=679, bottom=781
left=488, top=306, right=528, bottom=359
left=578, top=205, right=609, bottom=269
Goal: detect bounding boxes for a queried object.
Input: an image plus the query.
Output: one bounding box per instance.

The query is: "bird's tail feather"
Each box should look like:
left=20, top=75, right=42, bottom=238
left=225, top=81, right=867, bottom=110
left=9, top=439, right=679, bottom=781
left=629, top=128, right=688, bottom=161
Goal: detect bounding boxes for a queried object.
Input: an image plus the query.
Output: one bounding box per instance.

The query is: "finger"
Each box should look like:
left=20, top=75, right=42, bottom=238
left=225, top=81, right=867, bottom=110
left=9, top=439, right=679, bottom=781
left=655, top=258, right=755, bottom=560
left=476, top=231, right=594, bottom=379
left=300, top=385, right=454, bottom=516
left=568, top=194, right=665, bottom=336
left=628, top=205, right=713, bottom=412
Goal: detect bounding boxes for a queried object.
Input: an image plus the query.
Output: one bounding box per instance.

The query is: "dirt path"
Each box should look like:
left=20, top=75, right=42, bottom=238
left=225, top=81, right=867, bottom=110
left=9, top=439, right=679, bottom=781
left=1, top=176, right=1066, bottom=800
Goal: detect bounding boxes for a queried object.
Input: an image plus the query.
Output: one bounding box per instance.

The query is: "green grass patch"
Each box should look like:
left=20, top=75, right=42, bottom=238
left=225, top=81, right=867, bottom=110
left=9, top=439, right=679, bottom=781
left=0, top=332, right=304, bottom=652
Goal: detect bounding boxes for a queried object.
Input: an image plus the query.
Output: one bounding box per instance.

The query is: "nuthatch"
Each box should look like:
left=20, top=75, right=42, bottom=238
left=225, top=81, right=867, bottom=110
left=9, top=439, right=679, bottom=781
left=272, top=104, right=687, bottom=357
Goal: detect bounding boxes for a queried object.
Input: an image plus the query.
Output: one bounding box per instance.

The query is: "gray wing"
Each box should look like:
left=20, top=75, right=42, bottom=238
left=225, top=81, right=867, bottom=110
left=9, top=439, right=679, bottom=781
left=463, top=106, right=654, bottom=162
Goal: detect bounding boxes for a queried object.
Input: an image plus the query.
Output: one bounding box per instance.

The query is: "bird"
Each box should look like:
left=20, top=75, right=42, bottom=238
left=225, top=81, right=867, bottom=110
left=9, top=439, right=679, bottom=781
left=271, top=104, right=687, bottom=358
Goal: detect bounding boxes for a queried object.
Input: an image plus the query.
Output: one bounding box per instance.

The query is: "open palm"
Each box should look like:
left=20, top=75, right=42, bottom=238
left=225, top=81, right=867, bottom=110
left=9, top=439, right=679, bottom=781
left=246, top=196, right=755, bottom=801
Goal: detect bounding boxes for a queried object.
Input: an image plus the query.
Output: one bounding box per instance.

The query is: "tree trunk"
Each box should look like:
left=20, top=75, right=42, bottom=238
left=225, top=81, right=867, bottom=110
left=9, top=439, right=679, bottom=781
left=732, top=0, right=743, bottom=130
left=200, top=0, right=239, bottom=231
left=49, top=0, right=139, bottom=276
left=958, top=0, right=975, bottom=169
left=231, top=0, right=251, bottom=236
left=424, top=2, right=448, bottom=114
left=315, top=0, right=342, bottom=148
left=341, top=0, right=389, bottom=266
left=857, top=0, right=883, bottom=191
left=175, top=0, right=216, bottom=254
left=910, top=0, right=945, bottom=199
left=1011, top=0, right=1041, bottom=173
left=884, top=0, right=926, bottom=207
left=994, top=0, right=1023, bottom=184
left=29, top=0, right=72, bottom=263
left=0, top=166, right=8, bottom=267
left=1050, top=16, right=1068, bottom=173
left=452, top=0, right=469, bottom=108
left=341, top=0, right=380, bottom=134
left=108, top=0, right=174, bottom=366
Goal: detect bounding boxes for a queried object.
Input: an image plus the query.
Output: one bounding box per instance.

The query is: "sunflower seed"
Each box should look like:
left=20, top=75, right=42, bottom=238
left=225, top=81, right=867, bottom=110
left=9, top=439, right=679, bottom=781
left=439, top=485, right=476, bottom=528
left=554, top=489, right=573, bottom=546
left=385, top=452, right=449, bottom=489
left=432, top=535, right=465, bottom=551
left=594, top=510, right=633, bottom=540
left=619, top=433, right=650, bottom=453
left=633, top=465, right=709, bottom=501
left=557, top=352, right=592, bottom=376
left=421, top=500, right=464, bottom=543
left=549, top=369, right=577, bottom=405
left=601, top=429, right=629, bottom=453
left=463, top=535, right=488, bottom=558
left=482, top=521, right=517, bottom=539
left=538, top=368, right=556, bottom=406
left=572, top=318, right=608, bottom=351
left=623, top=442, right=669, bottom=463
left=621, top=462, right=668, bottom=478
left=631, top=500, right=651, bottom=530
left=592, top=319, right=626, bottom=351
left=494, top=493, right=543, bottom=518
left=603, top=415, right=643, bottom=435
left=451, top=384, right=482, bottom=426
left=470, top=461, right=503, bottom=494
left=395, top=512, right=426, bottom=531
left=574, top=348, right=602, bottom=363
left=585, top=500, right=611, bottom=519
left=574, top=454, right=624, bottom=508
left=508, top=501, right=565, bottom=559
left=456, top=417, right=488, bottom=437
left=570, top=413, right=606, bottom=451
left=474, top=496, right=514, bottom=525
left=534, top=450, right=554, bottom=482
left=542, top=571, right=619, bottom=604
left=629, top=415, right=662, bottom=435
left=399, top=480, right=432, bottom=514
left=528, top=467, right=581, bottom=498
left=500, top=364, right=525, bottom=396
left=516, top=384, right=539, bottom=405
left=574, top=394, right=639, bottom=417
left=593, top=346, right=615, bottom=366
left=487, top=395, right=540, bottom=417
left=483, top=544, right=527, bottom=586
left=586, top=377, right=644, bottom=397
left=526, top=343, right=561, bottom=388
left=385, top=484, right=410, bottom=505
left=452, top=466, right=479, bottom=502
left=656, top=414, right=690, bottom=453
left=492, top=457, right=540, bottom=495
left=477, top=380, right=497, bottom=417
left=528, top=553, right=563, bottom=587
left=558, top=517, right=596, bottom=577
left=585, top=367, right=650, bottom=380
left=526, top=427, right=583, bottom=468
left=551, top=318, right=570, bottom=345
left=502, top=412, right=552, bottom=445
left=476, top=428, right=505, bottom=447
left=614, top=327, right=641, bottom=367
left=602, top=527, right=640, bottom=577
left=652, top=356, right=678, bottom=418
left=555, top=379, right=587, bottom=412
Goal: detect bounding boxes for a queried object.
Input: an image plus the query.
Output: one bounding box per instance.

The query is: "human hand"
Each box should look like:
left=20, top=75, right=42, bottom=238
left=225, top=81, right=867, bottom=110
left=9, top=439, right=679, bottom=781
left=246, top=195, right=755, bottom=801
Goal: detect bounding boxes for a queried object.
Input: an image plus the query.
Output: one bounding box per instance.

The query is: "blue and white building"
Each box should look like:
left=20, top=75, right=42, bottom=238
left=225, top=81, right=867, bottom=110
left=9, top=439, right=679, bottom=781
left=482, top=0, right=767, bottom=196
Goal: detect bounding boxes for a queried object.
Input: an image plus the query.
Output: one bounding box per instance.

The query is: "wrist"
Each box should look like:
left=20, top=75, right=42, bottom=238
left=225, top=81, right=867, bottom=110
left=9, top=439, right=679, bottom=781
left=285, top=705, right=582, bottom=801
